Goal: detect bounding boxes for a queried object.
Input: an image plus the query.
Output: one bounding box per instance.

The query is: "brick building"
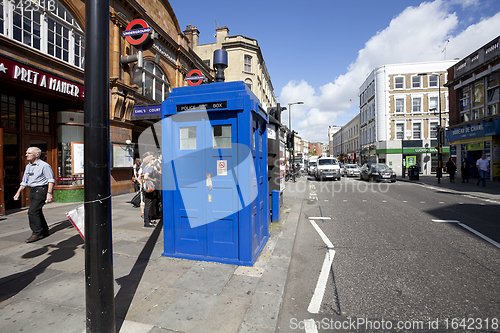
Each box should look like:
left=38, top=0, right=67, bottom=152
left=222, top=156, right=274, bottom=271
left=0, top=0, right=211, bottom=212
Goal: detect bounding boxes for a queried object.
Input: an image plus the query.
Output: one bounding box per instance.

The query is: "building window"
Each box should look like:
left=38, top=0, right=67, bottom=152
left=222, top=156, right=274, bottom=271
left=472, top=80, right=484, bottom=120
left=459, top=85, right=470, bottom=122
left=413, top=123, right=421, bottom=139
left=395, top=98, right=404, bottom=113
left=1, top=1, right=84, bottom=69
left=24, top=100, right=50, bottom=133
left=396, top=123, right=404, bottom=139
left=1, top=94, right=17, bottom=128
left=395, top=77, right=404, bottom=89
left=429, top=75, right=439, bottom=87
left=245, top=78, right=252, bottom=91
left=412, top=76, right=421, bottom=88
left=13, top=6, right=41, bottom=50
left=244, top=55, right=252, bottom=72
left=429, top=96, right=438, bottom=112
left=412, top=97, right=421, bottom=113
left=133, top=61, right=170, bottom=103
left=487, top=72, right=499, bottom=117
left=430, top=121, right=438, bottom=138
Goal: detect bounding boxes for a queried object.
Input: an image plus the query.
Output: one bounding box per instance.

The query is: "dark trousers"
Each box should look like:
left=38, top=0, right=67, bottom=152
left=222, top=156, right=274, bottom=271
left=28, top=186, right=49, bottom=235
left=143, top=190, right=157, bottom=224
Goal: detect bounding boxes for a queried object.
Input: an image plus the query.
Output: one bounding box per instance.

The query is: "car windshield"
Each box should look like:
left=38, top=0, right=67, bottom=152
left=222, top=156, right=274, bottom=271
left=346, top=165, right=358, bottom=169
left=318, top=159, right=338, bottom=166
left=371, top=164, right=391, bottom=172
left=310, top=162, right=317, bottom=166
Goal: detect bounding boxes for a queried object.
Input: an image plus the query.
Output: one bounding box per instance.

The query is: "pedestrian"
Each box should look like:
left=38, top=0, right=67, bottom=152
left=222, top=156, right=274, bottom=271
left=445, top=157, right=456, bottom=182
left=133, top=158, right=141, bottom=192
left=476, top=153, right=490, bottom=187
left=142, top=155, right=158, bottom=228
left=461, top=157, right=470, bottom=183
left=13, top=147, right=55, bottom=243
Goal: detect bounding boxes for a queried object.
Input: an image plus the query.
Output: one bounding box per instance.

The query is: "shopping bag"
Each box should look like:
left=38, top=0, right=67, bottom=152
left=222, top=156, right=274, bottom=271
left=143, top=180, right=155, bottom=193
left=66, top=204, right=85, bottom=240
left=130, top=192, right=141, bottom=207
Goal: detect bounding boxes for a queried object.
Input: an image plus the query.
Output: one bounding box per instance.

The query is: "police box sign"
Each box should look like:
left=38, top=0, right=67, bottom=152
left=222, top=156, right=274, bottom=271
left=177, top=101, right=227, bottom=112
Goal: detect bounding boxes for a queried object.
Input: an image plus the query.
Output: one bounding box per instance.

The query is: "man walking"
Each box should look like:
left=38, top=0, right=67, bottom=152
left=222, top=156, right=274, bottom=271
left=14, top=147, right=55, bottom=243
left=476, top=153, right=490, bottom=187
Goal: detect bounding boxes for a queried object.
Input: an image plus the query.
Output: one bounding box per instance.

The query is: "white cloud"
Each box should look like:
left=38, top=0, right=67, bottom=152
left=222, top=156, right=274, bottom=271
left=279, top=0, right=500, bottom=143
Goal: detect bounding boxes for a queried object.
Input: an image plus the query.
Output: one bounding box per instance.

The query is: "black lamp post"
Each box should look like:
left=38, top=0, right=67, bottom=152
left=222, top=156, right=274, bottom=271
left=288, top=101, right=303, bottom=182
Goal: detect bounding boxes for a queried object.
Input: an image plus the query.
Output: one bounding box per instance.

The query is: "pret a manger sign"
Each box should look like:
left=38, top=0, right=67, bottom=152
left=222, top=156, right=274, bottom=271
left=0, top=56, right=84, bottom=101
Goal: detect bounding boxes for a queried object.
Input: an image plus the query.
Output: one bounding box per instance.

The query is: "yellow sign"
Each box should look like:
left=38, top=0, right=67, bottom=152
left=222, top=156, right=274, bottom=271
left=494, top=162, right=500, bottom=178
left=467, top=142, right=484, bottom=150
left=450, top=136, right=492, bottom=145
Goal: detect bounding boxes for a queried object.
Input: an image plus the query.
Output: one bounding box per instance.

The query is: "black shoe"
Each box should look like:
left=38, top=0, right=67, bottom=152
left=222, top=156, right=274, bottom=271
left=144, top=222, right=155, bottom=228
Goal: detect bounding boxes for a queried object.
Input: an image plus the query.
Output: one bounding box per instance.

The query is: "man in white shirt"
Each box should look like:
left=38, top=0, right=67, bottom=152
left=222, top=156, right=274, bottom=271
left=476, top=153, right=490, bottom=187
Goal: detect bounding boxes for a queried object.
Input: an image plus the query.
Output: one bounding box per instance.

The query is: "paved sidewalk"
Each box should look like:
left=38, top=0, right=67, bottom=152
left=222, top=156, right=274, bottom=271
left=397, top=174, right=500, bottom=201
left=0, top=179, right=307, bottom=333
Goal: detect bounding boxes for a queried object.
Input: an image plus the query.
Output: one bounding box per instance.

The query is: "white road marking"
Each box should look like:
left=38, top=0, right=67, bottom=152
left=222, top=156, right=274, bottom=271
left=432, top=219, right=500, bottom=249
left=310, top=220, right=334, bottom=248
left=308, top=220, right=336, bottom=314
left=403, top=200, right=408, bottom=203
left=304, top=319, right=319, bottom=333
left=307, top=249, right=336, bottom=314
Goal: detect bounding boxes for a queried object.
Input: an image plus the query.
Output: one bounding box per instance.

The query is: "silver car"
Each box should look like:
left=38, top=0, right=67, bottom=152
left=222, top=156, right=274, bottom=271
left=343, top=164, right=361, bottom=177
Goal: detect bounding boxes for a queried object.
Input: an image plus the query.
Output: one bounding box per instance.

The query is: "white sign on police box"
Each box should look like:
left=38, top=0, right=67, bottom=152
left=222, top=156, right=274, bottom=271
left=217, top=160, right=227, bottom=176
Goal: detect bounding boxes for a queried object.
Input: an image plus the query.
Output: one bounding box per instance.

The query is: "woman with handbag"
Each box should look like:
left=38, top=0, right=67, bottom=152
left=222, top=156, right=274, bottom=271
left=142, top=155, right=158, bottom=228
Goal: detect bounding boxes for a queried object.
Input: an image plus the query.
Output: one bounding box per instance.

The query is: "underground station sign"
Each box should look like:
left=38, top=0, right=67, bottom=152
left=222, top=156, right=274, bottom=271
left=123, top=19, right=151, bottom=46
left=186, top=69, right=205, bottom=86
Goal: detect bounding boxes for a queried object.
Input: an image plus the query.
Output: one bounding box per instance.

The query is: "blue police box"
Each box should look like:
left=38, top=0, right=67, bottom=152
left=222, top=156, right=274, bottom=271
left=161, top=81, right=269, bottom=265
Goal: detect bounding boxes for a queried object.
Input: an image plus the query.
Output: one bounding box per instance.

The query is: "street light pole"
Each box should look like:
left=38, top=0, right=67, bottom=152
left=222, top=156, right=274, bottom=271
left=432, top=73, right=443, bottom=184
left=288, top=101, right=303, bottom=182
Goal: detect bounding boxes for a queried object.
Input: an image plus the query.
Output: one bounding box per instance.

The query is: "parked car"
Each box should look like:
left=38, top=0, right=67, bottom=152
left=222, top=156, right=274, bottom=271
left=308, top=156, right=319, bottom=175
left=343, top=164, right=361, bottom=177
left=360, top=163, right=396, bottom=182
left=315, top=157, right=341, bottom=181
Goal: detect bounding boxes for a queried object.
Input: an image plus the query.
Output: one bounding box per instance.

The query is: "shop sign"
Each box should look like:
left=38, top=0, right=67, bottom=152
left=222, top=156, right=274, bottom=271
left=0, top=55, right=83, bottom=101
left=467, top=142, right=484, bottom=150
left=58, top=177, right=84, bottom=181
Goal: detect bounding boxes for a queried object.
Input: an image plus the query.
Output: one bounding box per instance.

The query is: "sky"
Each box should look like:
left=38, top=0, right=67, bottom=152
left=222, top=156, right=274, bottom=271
left=169, top=0, right=500, bottom=143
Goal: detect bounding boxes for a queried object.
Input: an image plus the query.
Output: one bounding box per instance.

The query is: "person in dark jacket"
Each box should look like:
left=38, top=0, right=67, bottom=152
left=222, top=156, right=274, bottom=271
left=461, top=157, right=470, bottom=183
left=446, top=157, right=457, bottom=183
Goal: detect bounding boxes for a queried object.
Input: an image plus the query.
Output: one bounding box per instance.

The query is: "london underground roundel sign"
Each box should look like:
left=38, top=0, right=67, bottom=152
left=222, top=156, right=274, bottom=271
left=123, top=19, right=151, bottom=46
left=186, top=69, right=205, bottom=86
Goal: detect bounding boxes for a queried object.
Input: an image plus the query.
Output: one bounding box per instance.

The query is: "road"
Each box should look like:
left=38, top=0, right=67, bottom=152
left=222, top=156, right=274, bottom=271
left=278, top=176, right=500, bottom=332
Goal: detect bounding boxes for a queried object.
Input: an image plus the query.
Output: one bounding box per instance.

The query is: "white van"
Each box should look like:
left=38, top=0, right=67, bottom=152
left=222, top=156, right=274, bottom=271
left=308, top=156, right=319, bottom=175
left=315, top=157, right=341, bottom=181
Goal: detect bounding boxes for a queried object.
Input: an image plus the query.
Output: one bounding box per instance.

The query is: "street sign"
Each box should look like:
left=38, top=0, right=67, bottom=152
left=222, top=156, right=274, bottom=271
left=186, top=69, right=204, bottom=86
left=123, top=19, right=151, bottom=46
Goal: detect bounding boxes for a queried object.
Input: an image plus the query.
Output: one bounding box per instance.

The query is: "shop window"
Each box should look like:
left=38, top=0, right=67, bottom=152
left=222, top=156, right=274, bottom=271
left=395, top=77, right=404, bottom=89
left=244, top=55, right=252, bottom=73
left=413, top=123, right=421, bottom=139
left=487, top=72, right=499, bottom=116
left=133, top=61, right=169, bottom=103
left=57, top=119, right=84, bottom=186
left=24, top=100, right=49, bottom=132
left=180, top=126, right=196, bottom=150
left=213, top=125, right=231, bottom=149
left=412, top=76, right=421, bottom=88
left=459, top=85, right=470, bottom=122
left=1, top=94, right=17, bottom=128
left=1, top=1, right=84, bottom=69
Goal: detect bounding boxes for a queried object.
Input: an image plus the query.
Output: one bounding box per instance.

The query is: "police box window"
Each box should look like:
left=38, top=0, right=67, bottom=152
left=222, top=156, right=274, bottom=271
left=180, top=126, right=196, bottom=150
left=213, top=125, right=231, bottom=149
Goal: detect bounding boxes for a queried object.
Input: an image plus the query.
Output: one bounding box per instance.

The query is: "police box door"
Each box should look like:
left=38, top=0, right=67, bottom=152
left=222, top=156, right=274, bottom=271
left=172, top=114, right=239, bottom=259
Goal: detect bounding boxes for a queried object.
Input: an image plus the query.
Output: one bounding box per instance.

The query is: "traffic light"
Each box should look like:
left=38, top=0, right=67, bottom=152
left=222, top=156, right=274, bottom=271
left=437, top=126, right=446, bottom=145
left=286, top=131, right=294, bottom=149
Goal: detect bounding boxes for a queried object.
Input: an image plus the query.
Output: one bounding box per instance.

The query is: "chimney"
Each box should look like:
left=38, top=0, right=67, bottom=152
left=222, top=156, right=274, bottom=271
left=183, top=23, right=199, bottom=48
left=215, top=26, right=229, bottom=48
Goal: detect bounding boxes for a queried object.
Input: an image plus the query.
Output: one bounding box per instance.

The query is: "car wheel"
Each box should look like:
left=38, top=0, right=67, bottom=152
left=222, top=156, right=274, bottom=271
left=368, top=176, right=373, bottom=182
left=391, top=180, right=396, bottom=183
